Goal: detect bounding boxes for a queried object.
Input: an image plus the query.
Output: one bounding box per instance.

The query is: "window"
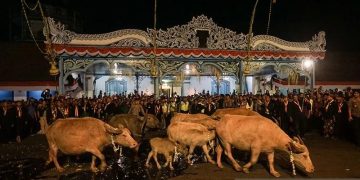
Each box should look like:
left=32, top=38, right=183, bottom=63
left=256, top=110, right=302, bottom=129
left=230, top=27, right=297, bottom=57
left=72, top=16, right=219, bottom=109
left=105, top=79, right=127, bottom=96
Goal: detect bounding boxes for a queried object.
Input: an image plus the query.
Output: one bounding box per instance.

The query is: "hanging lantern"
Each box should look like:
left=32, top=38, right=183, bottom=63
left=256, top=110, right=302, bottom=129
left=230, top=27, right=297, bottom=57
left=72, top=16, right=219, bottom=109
left=243, top=62, right=251, bottom=75
left=150, top=64, right=158, bottom=77
left=45, top=43, right=59, bottom=76
left=49, top=61, right=59, bottom=76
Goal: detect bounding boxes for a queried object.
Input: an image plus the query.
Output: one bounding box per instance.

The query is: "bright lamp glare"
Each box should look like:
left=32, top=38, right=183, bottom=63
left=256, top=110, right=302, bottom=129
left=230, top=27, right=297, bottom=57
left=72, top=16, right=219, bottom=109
left=303, top=60, right=313, bottom=69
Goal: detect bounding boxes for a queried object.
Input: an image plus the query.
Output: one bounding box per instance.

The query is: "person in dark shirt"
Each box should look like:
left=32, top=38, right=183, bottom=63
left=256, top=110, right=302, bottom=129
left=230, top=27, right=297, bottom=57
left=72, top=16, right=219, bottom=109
left=323, top=93, right=338, bottom=138
left=334, top=92, right=349, bottom=139
left=287, top=94, right=307, bottom=138
left=259, top=94, right=278, bottom=124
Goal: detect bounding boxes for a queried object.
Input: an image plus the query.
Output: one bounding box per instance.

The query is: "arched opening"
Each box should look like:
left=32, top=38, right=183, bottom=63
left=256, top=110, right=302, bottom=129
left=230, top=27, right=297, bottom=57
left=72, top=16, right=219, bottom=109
left=160, top=63, right=237, bottom=96
left=84, top=62, right=136, bottom=97
left=211, top=79, right=230, bottom=95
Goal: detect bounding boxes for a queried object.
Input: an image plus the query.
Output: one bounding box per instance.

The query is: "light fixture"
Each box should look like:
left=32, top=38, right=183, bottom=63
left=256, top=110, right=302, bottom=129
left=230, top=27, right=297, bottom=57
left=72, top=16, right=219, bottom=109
left=302, top=59, right=314, bottom=70
left=184, top=64, right=190, bottom=74
left=113, top=63, right=118, bottom=74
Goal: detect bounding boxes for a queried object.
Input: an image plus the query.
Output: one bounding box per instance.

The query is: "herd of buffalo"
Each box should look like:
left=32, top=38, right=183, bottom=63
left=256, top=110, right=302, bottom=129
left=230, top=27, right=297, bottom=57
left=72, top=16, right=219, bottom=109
left=44, top=107, right=314, bottom=177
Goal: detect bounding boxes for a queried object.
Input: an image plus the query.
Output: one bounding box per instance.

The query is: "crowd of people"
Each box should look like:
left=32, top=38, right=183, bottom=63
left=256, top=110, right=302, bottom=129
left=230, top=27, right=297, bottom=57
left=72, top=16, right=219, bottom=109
left=1, top=87, right=359, bottom=149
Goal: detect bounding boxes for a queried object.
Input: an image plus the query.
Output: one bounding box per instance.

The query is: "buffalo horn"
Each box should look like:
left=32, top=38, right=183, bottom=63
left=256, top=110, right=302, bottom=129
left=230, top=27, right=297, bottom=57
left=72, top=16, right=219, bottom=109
left=104, top=123, right=123, bottom=134
left=296, top=135, right=305, bottom=145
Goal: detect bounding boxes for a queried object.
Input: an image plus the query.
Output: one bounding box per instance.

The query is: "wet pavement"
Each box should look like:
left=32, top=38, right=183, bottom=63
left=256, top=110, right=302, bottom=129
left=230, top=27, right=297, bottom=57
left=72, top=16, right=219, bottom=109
left=1, top=130, right=360, bottom=179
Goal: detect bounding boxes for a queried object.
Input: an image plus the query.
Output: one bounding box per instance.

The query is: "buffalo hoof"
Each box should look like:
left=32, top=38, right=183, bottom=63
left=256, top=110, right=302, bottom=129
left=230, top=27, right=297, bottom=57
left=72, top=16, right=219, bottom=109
left=234, top=165, right=242, bottom=172
left=57, top=167, right=65, bottom=173
left=45, top=160, right=51, bottom=166
left=217, top=163, right=224, bottom=169
left=271, top=171, right=281, bottom=177
left=208, top=159, right=216, bottom=164
left=91, top=167, right=99, bottom=173
left=100, top=165, right=107, bottom=172
left=156, top=165, right=162, bottom=170
left=243, top=167, right=250, bottom=174
left=145, top=163, right=150, bottom=168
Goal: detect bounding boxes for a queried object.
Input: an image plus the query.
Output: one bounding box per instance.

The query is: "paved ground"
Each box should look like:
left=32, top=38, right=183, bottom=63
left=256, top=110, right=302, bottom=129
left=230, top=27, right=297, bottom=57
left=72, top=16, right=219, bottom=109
left=171, top=132, right=360, bottom=179
left=0, top=131, right=359, bottom=179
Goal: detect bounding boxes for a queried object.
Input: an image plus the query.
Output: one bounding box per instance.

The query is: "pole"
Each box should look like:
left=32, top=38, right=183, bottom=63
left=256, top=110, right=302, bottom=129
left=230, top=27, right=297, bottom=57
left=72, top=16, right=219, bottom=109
left=152, top=0, right=160, bottom=98
left=83, top=73, right=86, bottom=97
left=59, top=58, right=64, bottom=94
left=242, top=0, right=259, bottom=92
left=312, top=62, right=316, bottom=92
left=136, top=72, right=139, bottom=92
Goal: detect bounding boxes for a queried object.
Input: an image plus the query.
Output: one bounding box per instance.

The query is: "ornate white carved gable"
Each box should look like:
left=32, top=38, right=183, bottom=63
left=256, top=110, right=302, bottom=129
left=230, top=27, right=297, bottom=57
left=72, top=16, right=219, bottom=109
left=45, top=17, right=152, bottom=46
left=251, top=31, right=326, bottom=52
left=147, top=15, right=248, bottom=50
left=45, top=16, right=325, bottom=52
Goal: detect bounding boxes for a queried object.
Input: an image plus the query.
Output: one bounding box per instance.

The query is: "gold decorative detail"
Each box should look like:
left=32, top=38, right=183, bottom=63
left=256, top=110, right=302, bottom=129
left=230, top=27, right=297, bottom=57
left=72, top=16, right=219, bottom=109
left=174, top=72, right=185, bottom=86
left=22, top=0, right=61, bottom=76
left=49, top=61, right=59, bottom=76
left=243, top=62, right=251, bottom=75
left=211, top=67, right=222, bottom=81
left=150, top=63, right=158, bottom=77
left=288, top=70, right=299, bottom=85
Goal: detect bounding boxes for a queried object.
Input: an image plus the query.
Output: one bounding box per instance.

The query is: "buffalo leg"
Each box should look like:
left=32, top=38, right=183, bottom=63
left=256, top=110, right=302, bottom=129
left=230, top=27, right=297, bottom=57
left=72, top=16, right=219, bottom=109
left=187, top=145, right=196, bottom=164
left=163, top=152, right=169, bottom=168
left=266, top=152, right=281, bottom=177
left=163, top=152, right=174, bottom=170
left=90, top=155, right=99, bottom=172
left=202, top=144, right=215, bottom=164
left=45, top=150, right=53, bottom=166
left=168, top=155, right=174, bottom=170
left=243, top=147, right=261, bottom=173
left=145, top=151, right=154, bottom=168
left=152, top=151, right=161, bottom=169
left=133, top=144, right=141, bottom=162
left=216, top=144, right=224, bottom=168
left=223, top=143, right=242, bottom=171
left=89, top=149, right=107, bottom=172
left=50, top=145, right=64, bottom=172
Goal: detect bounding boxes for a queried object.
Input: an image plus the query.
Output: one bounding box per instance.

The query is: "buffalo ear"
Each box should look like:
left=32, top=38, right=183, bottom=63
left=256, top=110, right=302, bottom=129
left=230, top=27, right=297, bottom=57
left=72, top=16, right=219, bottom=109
left=290, top=138, right=306, bottom=154
left=293, top=136, right=301, bottom=143
left=104, top=123, right=123, bottom=134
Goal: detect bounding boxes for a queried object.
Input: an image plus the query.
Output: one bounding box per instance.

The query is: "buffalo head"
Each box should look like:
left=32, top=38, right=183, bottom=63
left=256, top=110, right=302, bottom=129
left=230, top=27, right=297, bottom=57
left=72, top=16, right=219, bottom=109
left=143, top=114, right=161, bottom=129
left=289, top=137, right=315, bottom=174
left=104, top=123, right=138, bottom=148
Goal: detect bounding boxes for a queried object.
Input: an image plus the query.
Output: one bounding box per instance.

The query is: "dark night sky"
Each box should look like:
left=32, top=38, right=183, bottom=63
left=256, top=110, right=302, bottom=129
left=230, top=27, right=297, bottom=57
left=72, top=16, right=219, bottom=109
left=1, top=0, right=360, bottom=82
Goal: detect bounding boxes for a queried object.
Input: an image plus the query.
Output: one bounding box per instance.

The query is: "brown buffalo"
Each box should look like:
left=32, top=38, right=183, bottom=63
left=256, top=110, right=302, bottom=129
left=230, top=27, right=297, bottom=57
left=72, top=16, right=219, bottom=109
left=145, top=137, right=188, bottom=170
left=211, top=108, right=260, bottom=119
left=171, top=113, right=218, bottom=129
left=109, top=114, right=160, bottom=141
left=45, top=117, right=137, bottom=173
left=216, top=115, right=314, bottom=177
left=167, top=121, right=216, bottom=164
